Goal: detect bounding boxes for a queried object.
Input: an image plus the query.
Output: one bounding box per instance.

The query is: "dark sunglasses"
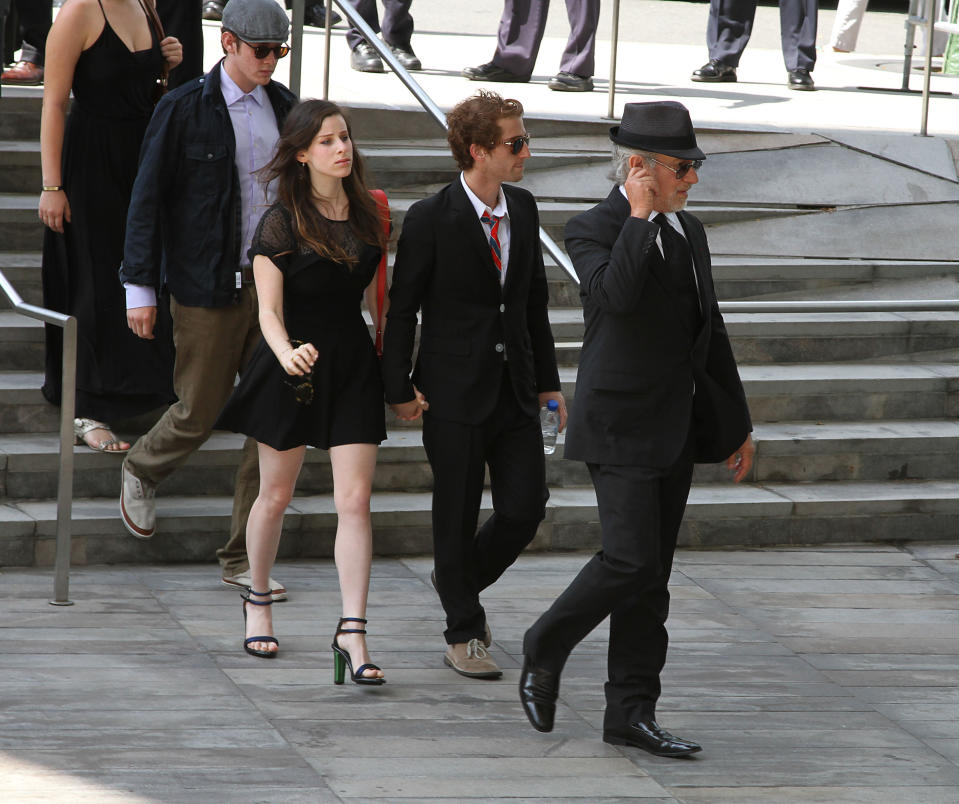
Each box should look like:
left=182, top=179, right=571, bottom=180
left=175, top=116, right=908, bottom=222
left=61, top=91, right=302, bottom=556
left=283, top=340, right=314, bottom=405
left=502, top=133, right=531, bottom=155
left=237, top=37, right=290, bottom=60
left=646, top=156, right=703, bottom=180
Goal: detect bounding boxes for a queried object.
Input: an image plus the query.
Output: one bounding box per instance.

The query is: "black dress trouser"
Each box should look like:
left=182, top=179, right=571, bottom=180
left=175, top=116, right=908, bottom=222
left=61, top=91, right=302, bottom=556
left=524, top=435, right=695, bottom=732
left=423, top=364, right=548, bottom=645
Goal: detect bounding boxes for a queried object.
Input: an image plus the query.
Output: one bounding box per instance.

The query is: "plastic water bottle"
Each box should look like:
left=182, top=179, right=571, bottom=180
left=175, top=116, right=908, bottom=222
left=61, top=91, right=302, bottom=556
left=541, top=399, right=560, bottom=455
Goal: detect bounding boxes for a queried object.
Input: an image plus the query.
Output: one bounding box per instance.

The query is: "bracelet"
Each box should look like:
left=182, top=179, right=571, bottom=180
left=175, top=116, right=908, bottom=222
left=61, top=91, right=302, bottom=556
left=42, top=185, right=63, bottom=192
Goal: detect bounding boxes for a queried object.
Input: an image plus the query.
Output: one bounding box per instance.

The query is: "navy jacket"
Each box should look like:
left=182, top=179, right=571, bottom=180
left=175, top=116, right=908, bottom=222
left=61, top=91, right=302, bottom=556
left=119, top=60, right=297, bottom=307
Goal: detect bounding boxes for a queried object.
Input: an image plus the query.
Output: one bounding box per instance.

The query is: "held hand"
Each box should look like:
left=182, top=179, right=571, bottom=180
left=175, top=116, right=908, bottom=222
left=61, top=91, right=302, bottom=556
left=725, top=434, right=755, bottom=483
left=281, top=341, right=318, bottom=376
left=38, top=190, right=71, bottom=234
left=538, top=390, right=568, bottom=432
left=127, top=305, right=157, bottom=340
left=160, top=36, right=183, bottom=69
left=390, top=386, right=429, bottom=421
left=624, top=164, right=657, bottom=220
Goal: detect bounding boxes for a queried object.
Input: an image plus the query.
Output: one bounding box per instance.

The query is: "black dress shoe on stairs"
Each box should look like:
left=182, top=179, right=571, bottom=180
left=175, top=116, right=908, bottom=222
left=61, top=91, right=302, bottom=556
left=519, top=656, right=559, bottom=732
left=201, top=1, right=224, bottom=21
left=548, top=71, right=593, bottom=92
left=304, top=4, right=342, bottom=27
left=787, top=68, right=816, bottom=90
left=691, top=59, right=737, bottom=82
left=462, top=61, right=528, bottom=83
left=351, top=42, right=384, bottom=73
left=389, top=44, right=422, bottom=71
left=604, top=719, right=702, bottom=758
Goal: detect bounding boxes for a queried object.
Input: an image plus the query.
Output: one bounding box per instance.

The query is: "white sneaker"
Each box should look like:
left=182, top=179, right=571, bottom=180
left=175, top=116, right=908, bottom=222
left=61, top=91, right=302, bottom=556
left=120, top=463, right=156, bottom=539
left=222, top=569, right=288, bottom=602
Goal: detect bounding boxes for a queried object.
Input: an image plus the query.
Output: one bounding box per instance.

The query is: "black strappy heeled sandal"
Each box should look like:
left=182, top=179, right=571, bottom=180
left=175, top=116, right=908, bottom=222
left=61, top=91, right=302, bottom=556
left=331, top=617, right=385, bottom=685
left=242, top=589, right=279, bottom=659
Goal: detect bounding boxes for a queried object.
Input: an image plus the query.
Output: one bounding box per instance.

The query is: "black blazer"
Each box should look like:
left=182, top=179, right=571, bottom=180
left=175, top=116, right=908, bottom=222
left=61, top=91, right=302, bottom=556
left=564, top=187, right=751, bottom=468
left=382, top=179, right=561, bottom=424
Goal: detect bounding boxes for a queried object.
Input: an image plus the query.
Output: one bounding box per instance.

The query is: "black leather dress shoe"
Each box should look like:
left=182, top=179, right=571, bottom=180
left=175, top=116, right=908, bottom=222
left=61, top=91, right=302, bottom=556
left=201, top=0, right=224, bottom=21
left=351, top=42, right=384, bottom=73
left=787, top=68, right=816, bottom=91
left=603, top=719, right=702, bottom=758
left=548, top=71, right=593, bottom=92
left=518, top=656, right=559, bottom=733
left=691, top=59, right=737, bottom=83
left=304, top=4, right=342, bottom=27
left=462, top=62, right=528, bottom=83
left=390, top=44, right=422, bottom=71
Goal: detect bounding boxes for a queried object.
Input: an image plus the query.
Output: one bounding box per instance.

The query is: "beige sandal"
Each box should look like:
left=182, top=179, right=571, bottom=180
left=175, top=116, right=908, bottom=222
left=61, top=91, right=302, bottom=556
left=73, top=418, right=130, bottom=453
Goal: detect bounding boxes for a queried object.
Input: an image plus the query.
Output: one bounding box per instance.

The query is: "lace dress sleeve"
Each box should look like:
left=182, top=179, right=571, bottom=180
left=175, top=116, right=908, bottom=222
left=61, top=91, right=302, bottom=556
left=249, top=203, right=296, bottom=272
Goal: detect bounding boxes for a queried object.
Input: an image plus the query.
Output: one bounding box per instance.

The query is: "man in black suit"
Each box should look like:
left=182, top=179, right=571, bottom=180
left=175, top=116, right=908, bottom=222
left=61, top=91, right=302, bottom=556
left=519, top=101, right=754, bottom=756
left=383, top=90, right=565, bottom=679
left=691, top=0, right=818, bottom=90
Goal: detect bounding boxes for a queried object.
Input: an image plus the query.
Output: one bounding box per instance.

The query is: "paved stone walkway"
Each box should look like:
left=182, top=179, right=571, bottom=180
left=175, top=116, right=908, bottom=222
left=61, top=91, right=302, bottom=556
left=3, top=542, right=959, bottom=802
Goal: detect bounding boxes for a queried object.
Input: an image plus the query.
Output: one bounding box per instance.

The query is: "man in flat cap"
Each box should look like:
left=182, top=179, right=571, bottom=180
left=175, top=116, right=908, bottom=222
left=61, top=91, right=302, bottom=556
left=518, top=101, right=753, bottom=756
left=119, top=0, right=297, bottom=601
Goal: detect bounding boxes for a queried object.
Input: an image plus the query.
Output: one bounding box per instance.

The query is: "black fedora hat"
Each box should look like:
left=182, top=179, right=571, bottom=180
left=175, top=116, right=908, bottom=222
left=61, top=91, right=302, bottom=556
left=609, top=101, right=705, bottom=161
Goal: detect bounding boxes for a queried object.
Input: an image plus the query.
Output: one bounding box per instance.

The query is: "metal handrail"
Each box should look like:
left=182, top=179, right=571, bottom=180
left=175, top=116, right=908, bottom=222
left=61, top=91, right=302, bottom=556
left=720, top=298, right=959, bottom=313
left=290, top=0, right=579, bottom=284
left=0, top=270, right=76, bottom=606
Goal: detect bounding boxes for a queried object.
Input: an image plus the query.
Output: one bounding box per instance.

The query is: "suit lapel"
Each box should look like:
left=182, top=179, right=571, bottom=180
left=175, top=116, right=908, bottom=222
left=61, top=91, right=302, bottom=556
left=450, top=179, right=503, bottom=285
left=678, top=211, right=710, bottom=323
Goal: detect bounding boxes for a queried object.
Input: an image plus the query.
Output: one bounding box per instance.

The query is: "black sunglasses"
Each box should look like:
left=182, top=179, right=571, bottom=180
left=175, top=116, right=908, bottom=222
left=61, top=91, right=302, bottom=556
left=237, top=37, right=290, bottom=60
left=283, top=340, right=314, bottom=405
left=502, top=133, right=531, bottom=155
left=646, top=156, right=703, bottom=180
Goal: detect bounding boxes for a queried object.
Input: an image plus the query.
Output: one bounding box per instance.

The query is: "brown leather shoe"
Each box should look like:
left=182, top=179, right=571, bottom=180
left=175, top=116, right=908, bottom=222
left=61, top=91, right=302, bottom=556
left=1, top=61, right=43, bottom=85
left=444, top=639, right=502, bottom=679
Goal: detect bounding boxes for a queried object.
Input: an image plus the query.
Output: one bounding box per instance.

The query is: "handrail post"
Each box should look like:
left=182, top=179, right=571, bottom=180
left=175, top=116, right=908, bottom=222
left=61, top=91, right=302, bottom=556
left=290, top=0, right=304, bottom=98
left=323, top=0, right=333, bottom=99
left=51, top=316, right=76, bottom=606
left=606, top=0, right=620, bottom=119
left=920, top=0, right=936, bottom=134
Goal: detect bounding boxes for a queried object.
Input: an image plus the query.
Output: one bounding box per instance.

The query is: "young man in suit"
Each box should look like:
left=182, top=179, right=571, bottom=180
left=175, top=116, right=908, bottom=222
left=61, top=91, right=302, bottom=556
left=382, top=90, right=565, bottom=679
left=518, top=101, right=754, bottom=756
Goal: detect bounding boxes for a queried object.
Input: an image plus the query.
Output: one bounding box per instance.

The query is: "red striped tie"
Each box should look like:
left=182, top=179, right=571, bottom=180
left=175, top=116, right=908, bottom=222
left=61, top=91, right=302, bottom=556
left=481, top=208, right=503, bottom=272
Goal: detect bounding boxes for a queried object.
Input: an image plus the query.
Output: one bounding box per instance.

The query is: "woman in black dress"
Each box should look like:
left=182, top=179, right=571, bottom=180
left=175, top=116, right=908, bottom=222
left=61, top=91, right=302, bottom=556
left=38, top=0, right=180, bottom=452
left=217, top=100, right=388, bottom=684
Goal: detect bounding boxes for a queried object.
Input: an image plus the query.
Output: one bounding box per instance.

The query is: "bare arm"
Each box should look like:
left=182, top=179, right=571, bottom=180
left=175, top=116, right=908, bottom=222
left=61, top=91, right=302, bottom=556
left=254, top=254, right=317, bottom=376
left=38, top=1, right=98, bottom=233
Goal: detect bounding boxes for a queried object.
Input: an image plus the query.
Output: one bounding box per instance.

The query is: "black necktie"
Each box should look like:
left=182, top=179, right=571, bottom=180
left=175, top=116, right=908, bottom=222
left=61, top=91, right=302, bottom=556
left=654, top=214, right=702, bottom=331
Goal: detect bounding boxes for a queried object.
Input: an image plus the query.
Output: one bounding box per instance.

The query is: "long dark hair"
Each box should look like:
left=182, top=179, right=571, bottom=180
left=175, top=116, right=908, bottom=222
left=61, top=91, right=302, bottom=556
left=260, top=100, right=385, bottom=265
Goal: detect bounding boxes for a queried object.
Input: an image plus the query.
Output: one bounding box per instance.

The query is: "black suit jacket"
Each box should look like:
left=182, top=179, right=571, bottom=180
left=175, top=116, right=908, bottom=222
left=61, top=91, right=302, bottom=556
left=382, top=179, right=560, bottom=424
left=564, top=187, right=751, bottom=467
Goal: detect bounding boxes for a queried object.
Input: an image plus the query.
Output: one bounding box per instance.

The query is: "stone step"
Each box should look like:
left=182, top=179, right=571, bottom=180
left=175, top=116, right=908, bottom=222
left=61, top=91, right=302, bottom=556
left=0, top=140, right=39, bottom=193
left=0, top=194, right=43, bottom=250
left=7, top=477, right=959, bottom=566
left=3, top=418, right=959, bottom=501
left=2, top=359, right=957, bottom=434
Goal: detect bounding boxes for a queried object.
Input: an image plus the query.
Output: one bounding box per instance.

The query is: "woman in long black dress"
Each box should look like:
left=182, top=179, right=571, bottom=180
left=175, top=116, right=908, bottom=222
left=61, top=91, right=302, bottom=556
left=38, top=0, right=180, bottom=452
left=217, top=100, right=388, bottom=683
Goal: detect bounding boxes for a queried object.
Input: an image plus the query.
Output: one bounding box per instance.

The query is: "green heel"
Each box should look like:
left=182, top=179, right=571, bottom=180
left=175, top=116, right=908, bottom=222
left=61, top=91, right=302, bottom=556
left=331, top=617, right=385, bottom=686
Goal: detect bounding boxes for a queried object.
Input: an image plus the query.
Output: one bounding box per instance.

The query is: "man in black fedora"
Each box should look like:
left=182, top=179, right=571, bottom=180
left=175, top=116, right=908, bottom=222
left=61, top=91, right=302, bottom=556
left=518, top=101, right=753, bottom=757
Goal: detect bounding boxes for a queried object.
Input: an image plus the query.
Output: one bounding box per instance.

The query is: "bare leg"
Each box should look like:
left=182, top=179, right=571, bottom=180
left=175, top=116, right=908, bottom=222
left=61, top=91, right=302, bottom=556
left=244, top=442, right=306, bottom=655
left=329, top=442, right=382, bottom=680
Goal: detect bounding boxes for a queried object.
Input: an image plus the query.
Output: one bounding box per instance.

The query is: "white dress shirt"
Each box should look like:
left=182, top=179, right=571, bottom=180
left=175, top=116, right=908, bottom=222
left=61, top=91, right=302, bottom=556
left=461, top=172, right=510, bottom=287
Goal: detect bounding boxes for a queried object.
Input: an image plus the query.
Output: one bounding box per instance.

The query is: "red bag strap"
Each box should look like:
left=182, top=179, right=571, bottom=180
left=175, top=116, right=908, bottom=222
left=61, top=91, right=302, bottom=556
left=370, top=189, right=389, bottom=357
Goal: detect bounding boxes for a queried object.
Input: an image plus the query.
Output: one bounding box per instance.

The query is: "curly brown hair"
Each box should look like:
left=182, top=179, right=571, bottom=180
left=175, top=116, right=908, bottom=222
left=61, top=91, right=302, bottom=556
left=446, top=91, right=524, bottom=171
left=258, top=99, right=386, bottom=266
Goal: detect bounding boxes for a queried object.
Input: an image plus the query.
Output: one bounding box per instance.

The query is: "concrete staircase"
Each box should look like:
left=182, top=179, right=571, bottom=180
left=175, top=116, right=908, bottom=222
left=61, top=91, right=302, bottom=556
left=2, top=98, right=959, bottom=566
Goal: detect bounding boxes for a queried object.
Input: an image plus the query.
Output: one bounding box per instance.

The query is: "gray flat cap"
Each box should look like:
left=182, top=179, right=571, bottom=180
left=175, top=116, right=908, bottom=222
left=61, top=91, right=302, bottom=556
left=222, top=0, right=290, bottom=42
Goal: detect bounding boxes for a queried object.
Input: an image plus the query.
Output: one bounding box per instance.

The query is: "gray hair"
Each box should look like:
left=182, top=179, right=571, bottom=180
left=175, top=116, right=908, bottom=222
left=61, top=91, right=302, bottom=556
left=608, top=143, right=657, bottom=184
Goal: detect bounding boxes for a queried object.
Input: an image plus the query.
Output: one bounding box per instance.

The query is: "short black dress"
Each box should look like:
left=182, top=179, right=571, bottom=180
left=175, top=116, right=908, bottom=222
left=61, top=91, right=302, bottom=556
left=216, top=203, right=386, bottom=451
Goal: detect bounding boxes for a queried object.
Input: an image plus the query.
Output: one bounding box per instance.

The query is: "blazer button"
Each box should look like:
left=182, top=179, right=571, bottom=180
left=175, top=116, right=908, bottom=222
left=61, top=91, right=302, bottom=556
left=499, top=304, right=505, bottom=313
left=495, top=343, right=504, bottom=353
